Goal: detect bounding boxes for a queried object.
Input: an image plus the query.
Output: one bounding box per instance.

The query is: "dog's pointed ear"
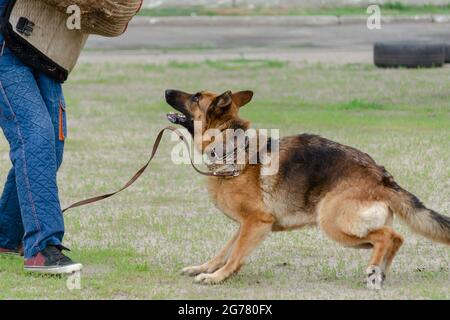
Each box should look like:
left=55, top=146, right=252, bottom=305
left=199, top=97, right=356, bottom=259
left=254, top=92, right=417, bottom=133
left=232, top=91, right=254, bottom=108
left=214, top=91, right=233, bottom=108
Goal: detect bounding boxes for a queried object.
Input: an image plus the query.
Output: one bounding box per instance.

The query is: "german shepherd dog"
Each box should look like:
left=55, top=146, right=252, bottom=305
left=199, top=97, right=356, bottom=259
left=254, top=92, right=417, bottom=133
left=165, top=89, right=450, bottom=290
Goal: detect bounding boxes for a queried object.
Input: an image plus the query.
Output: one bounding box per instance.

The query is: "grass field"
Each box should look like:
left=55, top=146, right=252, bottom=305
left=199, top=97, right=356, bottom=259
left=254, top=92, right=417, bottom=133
left=0, top=60, right=449, bottom=299
left=139, top=2, right=450, bottom=17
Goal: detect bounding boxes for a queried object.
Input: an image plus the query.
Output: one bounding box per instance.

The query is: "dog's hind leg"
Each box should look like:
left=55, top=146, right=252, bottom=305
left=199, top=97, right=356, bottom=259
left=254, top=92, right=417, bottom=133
left=194, top=214, right=273, bottom=285
left=181, top=227, right=240, bottom=277
left=318, top=191, right=399, bottom=290
left=363, top=227, right=403, bottom=290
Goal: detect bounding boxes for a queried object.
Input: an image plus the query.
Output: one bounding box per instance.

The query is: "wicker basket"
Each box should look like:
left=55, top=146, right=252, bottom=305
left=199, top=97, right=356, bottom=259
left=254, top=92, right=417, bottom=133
left=42, top=0, right=143, bottom=37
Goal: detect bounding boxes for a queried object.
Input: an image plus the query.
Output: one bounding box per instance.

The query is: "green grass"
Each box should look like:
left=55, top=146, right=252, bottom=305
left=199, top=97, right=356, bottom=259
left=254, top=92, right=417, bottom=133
left=0, top=59, right=449, bottom=299
left=334, top=99, right=385, bottom=111
left=139, top=2, right=450, bottom=17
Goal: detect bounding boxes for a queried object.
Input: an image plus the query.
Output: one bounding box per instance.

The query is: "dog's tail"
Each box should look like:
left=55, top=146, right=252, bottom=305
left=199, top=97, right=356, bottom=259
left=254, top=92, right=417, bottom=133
left=387, top=186, right=450, bottom=245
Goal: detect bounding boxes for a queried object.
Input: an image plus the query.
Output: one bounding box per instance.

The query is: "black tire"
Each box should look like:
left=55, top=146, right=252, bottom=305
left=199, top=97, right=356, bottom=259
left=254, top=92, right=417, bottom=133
left=374, top=42, right=445, bottom=68
left=445, top=44, right=450, bottom=63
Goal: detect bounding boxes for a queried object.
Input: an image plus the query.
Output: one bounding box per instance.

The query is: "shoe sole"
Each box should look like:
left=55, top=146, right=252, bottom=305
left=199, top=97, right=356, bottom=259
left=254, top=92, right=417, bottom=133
left=24, top=263, right=83, bottom=275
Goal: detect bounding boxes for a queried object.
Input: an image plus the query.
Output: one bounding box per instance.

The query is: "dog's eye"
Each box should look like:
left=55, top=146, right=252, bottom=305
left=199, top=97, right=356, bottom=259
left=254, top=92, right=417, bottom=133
left=192, top=94, right=200, bottom=103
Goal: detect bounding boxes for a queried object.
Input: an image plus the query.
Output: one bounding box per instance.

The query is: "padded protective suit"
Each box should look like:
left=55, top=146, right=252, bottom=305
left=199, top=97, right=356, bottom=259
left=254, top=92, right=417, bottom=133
left=0, top=0, right=67, bottom=258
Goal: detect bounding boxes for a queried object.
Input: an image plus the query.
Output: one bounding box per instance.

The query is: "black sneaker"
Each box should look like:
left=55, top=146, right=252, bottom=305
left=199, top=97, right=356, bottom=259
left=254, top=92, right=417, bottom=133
left=24, top=245, right=82, bottom=274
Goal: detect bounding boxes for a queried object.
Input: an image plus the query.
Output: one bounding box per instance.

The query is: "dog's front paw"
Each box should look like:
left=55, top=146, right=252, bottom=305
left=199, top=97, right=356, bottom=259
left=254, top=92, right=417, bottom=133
left=181, top=265, right=207, bottom=277
left=194, top=272, right=225, bottom=285
left=365, top=265, right=385, bottom=291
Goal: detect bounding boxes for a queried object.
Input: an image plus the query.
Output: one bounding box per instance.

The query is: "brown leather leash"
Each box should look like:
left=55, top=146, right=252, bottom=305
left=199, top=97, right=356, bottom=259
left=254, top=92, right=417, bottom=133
left=62, top=126, right=237, bottom=213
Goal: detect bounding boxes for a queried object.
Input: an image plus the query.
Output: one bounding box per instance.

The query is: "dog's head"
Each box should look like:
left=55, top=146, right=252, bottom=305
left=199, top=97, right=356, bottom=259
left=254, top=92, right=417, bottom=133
left=165, top=89, right=254, bottom=136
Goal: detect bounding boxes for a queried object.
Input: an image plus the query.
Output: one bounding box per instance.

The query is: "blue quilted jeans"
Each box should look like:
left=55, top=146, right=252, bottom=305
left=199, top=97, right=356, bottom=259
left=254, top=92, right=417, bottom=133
left=0, top=1, right=66, bottom=258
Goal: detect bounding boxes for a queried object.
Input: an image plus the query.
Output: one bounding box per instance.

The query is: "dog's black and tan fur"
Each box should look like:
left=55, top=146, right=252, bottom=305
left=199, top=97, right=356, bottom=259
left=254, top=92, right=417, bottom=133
left=165, top=89, right=450, bottom=289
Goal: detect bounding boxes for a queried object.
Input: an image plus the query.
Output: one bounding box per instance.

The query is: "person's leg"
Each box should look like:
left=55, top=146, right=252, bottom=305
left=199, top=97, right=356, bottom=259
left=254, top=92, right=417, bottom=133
left=0, top=45, right=64, bottom=259
left=0, top=77, right=66, bottom=255
left=0, top=62, right=67, bottom=256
